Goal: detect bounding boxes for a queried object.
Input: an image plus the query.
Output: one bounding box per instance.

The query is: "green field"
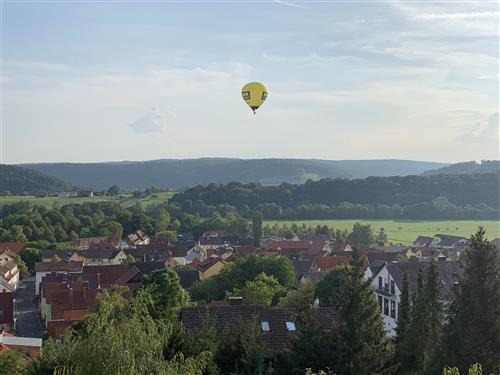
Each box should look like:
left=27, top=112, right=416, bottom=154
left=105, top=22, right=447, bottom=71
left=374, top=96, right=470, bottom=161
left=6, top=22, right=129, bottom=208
left=0, top=192, right=175, bottom=209
left=264, top=219, right=500, bottom=244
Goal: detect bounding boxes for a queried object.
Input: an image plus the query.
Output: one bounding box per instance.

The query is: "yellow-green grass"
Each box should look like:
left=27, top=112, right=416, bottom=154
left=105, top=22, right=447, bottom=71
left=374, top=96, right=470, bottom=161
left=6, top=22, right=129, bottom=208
left=0, top=195, right=115, bottom=207
left=263, top=219, right=500, bottom=244
left=135, top=192, right=175, bottom=209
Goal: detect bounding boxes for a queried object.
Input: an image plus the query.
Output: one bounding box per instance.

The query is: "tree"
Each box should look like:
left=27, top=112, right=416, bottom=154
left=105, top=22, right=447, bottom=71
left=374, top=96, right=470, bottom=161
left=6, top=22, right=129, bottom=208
left=252, top=210, right=263, bottom=247
left=26, top=288, right=210, bottom=375
left=278, top=281, right=316, bottom=310
left=21, top=247, right=43, bottom=274
left=441, top=227, right=500, bottom=373
left=107, top=185, right=120, bottom=196
left=394, top=272, right=411, bottom=373
left=139, top=268, right=188, bottom=319
left=229, top=272, right=286, bottom=306
left=8, top=225, right=28, bottom=243
left=0, top=348, right=26, bottom=374
left=375, top=228, right=388, bottom=246
left=214, top=318, right=267, bottom=375
left=316, top=249, right=388, bottom=375
left=51, top=254, right=61, bottom=262
left=15, top=255, right=29, bottom=279
left=347, top=223, right=375, bottom=246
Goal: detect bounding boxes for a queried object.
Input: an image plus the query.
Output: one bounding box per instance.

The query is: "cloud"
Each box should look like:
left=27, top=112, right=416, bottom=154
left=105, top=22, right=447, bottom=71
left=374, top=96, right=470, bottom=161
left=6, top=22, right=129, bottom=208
left=272, top=0, right=307, bottom=10
left=460, top=112, right=499, bottom=144
left=129, top=107, right=175, bottom=134
left=416, top=11, right=499, bottom=20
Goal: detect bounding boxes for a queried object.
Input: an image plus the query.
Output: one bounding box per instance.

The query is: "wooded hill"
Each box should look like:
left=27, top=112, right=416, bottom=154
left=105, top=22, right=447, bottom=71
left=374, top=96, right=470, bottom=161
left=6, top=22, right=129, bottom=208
left=168, top=173, right=500, bottom=220
left=20, top=158, right=447, bottom=190
left=0, top=164, right=74, bottom=195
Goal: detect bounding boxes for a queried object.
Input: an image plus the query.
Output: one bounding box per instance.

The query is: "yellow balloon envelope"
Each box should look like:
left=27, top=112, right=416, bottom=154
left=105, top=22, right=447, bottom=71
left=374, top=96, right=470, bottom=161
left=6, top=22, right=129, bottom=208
left=241, top=82, right=268, bottom=114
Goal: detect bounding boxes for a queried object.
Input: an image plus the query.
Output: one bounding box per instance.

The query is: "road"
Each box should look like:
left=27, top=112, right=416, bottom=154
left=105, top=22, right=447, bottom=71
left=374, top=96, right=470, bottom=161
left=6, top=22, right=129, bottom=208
left=13, top=278, right=44, bottom=338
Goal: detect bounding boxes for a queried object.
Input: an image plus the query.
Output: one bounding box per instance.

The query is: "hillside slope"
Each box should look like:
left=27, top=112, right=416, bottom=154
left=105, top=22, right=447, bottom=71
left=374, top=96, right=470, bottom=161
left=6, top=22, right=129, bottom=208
left=20, top=158, right=447, bottom=190
left=0, top=164, right=74, bottom=195
left=423, top=160, right=500, bottom=175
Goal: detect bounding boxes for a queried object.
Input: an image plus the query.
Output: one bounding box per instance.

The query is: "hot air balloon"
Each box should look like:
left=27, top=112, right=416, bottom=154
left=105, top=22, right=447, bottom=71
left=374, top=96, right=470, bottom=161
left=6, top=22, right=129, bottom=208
left=241, top=82, right=268, bottom=114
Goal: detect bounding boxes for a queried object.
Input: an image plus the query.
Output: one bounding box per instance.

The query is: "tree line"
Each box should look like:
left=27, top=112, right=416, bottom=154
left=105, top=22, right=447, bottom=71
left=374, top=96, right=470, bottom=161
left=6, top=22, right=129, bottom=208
left=168, top=174, right=500, bottom=220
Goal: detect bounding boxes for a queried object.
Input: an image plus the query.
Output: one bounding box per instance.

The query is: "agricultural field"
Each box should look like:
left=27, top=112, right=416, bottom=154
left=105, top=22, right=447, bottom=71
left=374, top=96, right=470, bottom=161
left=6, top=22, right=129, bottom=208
left=263, top=219, right=500, bottom=244
left=0, top=191, right=175, bottom=209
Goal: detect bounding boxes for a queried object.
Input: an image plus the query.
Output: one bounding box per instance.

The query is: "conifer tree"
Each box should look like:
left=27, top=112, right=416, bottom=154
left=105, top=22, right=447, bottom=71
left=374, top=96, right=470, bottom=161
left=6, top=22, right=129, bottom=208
left=326, top=249, right=389, bottom=374
left=441, top=227, right=500, bottom=373
left=394, top=272, right=411, bottom=373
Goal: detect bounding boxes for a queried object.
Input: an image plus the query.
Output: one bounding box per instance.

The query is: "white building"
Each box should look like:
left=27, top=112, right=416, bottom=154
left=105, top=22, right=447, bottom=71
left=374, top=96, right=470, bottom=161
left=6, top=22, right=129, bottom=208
left=34, top=261, right=84, bottom=295
left=371, top=261, right=463, bottom=336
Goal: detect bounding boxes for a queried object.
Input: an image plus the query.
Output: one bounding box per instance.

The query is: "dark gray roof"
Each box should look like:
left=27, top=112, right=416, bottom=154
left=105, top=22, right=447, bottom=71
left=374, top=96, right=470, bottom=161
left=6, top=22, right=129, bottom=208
left=384, top=261, right=463, bottom=299
left=133, top=261, right=165, bottom=275
left=43, top=248, right=121, bottom=260
left=413, top=236, right=434, bottom=245
left=291, top=259, right=313, bottom=279
left=181, top=305, right=336, bottom=355
left=176, top=269, right=200, bottom=290
left=435, top=234, right=469, bottom=247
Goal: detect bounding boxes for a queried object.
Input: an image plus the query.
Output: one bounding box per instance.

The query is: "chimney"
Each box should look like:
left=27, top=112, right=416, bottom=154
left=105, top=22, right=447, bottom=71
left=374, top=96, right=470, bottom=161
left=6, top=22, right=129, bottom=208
left=227, top=296, right=243, bottom=305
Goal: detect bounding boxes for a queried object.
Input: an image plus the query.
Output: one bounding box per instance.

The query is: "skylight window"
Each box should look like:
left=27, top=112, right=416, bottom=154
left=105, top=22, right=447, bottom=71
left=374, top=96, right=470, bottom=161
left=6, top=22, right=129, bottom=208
left=285, top=321, right=296, bottom=331
left=260, top=321, right=270, bottom=332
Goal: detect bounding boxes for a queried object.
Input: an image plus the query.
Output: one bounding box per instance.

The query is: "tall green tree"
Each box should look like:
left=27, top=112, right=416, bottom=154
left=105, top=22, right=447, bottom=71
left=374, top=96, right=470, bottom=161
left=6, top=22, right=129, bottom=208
left=441, top=227, right=500, bottom=373
left=347, top=223, right=375, bottom=246
left=252, top=210, right=263, bottom=247
left=139, top=268, right=188, bottom=320
left=394, top=272, right=411, bottom=373
left=229, top=272, right=286, bottom=306
left=316, top=249, right=388, bottom=374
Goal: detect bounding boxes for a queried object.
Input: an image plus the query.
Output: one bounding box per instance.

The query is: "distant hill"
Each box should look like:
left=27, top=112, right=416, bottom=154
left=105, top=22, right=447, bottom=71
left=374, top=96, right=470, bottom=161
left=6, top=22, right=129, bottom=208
left=19, top=158, right=447, bottom=191
left=423, top=160, right=500, bottom=175
left=0, top=164, right=74, bottom=195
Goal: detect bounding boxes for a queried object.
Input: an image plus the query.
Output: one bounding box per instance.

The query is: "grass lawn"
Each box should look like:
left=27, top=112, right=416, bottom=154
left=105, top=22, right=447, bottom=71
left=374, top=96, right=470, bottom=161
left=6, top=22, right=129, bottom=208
left=135, top=192, right=175, bottom=209
left=263, top=219, right=500, bottom=244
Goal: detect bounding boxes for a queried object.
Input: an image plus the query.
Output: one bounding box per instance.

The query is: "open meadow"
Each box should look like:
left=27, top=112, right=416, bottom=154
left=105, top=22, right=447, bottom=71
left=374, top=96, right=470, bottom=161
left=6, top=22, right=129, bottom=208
left=264, top=219, right=500, bottom=244
left=0, top=192, right=175, bottom=209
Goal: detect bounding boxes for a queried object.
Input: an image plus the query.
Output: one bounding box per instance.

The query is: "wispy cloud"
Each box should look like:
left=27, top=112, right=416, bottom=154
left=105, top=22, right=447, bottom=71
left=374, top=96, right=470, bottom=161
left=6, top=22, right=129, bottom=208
left=272, top=0, right=307, bottom=10
left=416, top=11, right=499, bottom=20
left=129, top=107, right=175, bottom=134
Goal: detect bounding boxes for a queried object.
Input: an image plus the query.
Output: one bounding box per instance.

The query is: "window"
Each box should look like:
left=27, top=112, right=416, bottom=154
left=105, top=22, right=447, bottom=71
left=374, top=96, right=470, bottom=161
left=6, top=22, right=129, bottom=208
left=390, top=301, right=396, bottom=318
left=384, top=298, right=389, bottom=316
left=285, top=321, right=296, bottom=331
left=260, top=321, right=270, bottom=332
left=390, top=280, right=395, bottom=294
left=378, top=276, right=382, bottom=288
left=378, top=296, right=383, bottom=312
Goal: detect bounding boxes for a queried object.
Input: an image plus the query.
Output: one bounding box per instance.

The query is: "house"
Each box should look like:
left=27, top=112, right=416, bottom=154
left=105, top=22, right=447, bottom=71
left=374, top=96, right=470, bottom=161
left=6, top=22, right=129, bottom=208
left=77, top=190, right=94, bottom=197
left=412, top=236, right=435, bottom=247
left=57, top=192, right=78, bottom=198
left=291, top=259, right=313, bottom=282
left=181, top=305, right=336, bottom=357
left=0, top=249, right=17, bottom=264
left=0, top=262, right=20, bottom=292
left=371, top=261, right=463, bottom=336
left=300, top=234, right=331, bottom=242
left=310, top=256, right=352, bottom=273
left=430, top=234, right=469, bottom=249
left=298, top=272, right=325, bottom=285
left=0, top=242, right=25, bottom=256
left=232, top=245, right=259, bottom=258
left=77, top=248, right=127, bottom=266
left=127, top=230, right=150, bottom=246
left=405, top=247, right=447, bottom=261
left=175, top=268, right=200, bottom=290
left=196, top=258, right=226, bottom=280
left=0, top=330, right=42, bottom=356
left=490, top=238, right=500, bottom=248
left=0, top=291, right=13, bottom=331
left=332, top=243, right=352, bottom=252
left=266, top=240, right=331, bottom=260
left=70, top=236, right=119, bottom=250
left=35, top=261, right=84, bottom=295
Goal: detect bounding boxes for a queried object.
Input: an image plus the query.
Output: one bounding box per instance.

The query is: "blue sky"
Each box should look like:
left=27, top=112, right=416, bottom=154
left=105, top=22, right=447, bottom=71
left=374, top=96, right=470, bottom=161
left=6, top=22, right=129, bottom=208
left=2, top=1, right=499, bottom=163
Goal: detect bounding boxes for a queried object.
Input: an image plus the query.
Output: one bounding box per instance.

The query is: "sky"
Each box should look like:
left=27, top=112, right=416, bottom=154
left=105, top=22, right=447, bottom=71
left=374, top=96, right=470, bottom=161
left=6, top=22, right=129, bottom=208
left=1, top=0, right=499, bottom=164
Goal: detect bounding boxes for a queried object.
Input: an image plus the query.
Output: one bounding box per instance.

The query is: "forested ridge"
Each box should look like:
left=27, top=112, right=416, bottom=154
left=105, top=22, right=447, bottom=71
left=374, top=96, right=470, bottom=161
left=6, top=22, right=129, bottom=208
left=169, top=173, right=500, bottom=220
left=0, top=164, right=74, bottom=195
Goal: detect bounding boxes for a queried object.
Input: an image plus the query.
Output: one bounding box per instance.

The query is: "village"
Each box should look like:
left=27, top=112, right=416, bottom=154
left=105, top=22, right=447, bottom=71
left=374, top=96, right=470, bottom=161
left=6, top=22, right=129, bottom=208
left=1, top=228, right=497, bottom=358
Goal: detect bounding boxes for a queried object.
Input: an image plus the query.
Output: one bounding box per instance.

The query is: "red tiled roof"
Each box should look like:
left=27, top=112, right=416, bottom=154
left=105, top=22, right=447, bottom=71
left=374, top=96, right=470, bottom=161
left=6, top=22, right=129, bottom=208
left=35, top=261, right=83, bottom=273
left=0, top=242, right=24, bottom=255
left=311, top=256, right=352, bottom=272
